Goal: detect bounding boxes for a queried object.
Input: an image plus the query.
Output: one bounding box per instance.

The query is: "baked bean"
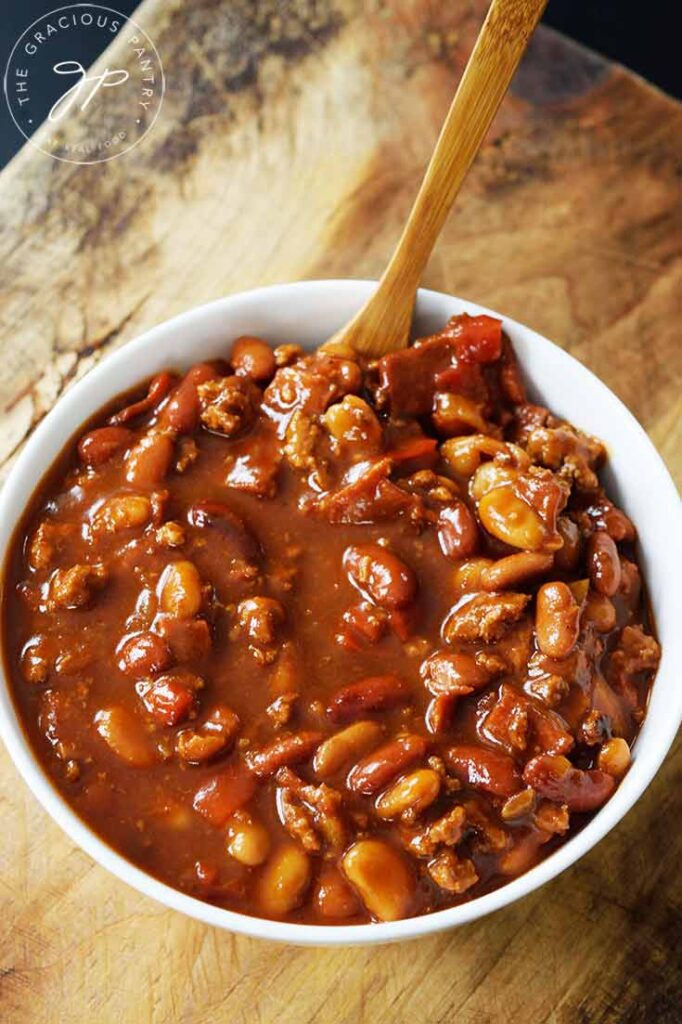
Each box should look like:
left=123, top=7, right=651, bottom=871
left=587, top=532, right=621, bottom=596
left=257, top=844, right=310, bottom=917
left=343, top=544, right=416, bottom=609
left=523, top=754, right=615, bottom=812
left=554, top=516, right=581, bottom=571
left=501, top=788, right=535, bottom=821
left=446, top=744, right=522, bottom=797
left=469, top=461, right=519, bottom=502
left=193, top=763, right=257, bottom=827
left=125, top=433, right=174, bottom=487
left=230, top=336, right=276, bottom=382
left=246, top=731, right=323, bottom=778
left=432, top=393, right=488, bottom=436
left=226, top=809, right=271, bottom=865
left=158, top=561, right=203, bottom=619
left=535, top=582, right=580, bottom=659
left=322, top=395, right=382, bottom=452
left=452, top=557, right=493, bottom=596
left=481, top=552, right=553, bottom=591
left=582, top=592, right=617, bottom=633
left=597, top=737, right=631, bottom=779
left=375, top=768, right=441, bottom=819
left=94, top=706, right=157, bottom=767
left=327, top=674, right=411, bottom=724
left=313, top=720, right=384, bottom=778
left=160, top=363, right=218, bottom=434
left=78, top=426, right=134, bottom=466
left=342, top=839, right=414, bottom=921
left=117, top=631, right=173, bottom=678
left=441, top=435, right=529, bottom=478
left=347, top=734, right=428, bottom=795
left=93, top=494, right=152, bottom=532
left=315, top=864, right=361, bottom=919
left=437, top=501, right=480, bottom=561
left=478, top=486, right=547, bottom=551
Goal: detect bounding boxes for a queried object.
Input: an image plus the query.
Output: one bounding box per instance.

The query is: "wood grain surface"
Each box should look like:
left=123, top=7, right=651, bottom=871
left=0, top=2, right=680, bottom=1022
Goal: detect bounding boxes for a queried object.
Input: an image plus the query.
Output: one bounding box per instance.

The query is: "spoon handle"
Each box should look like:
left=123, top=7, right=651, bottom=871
left=334, top=0, right=547, bottom=356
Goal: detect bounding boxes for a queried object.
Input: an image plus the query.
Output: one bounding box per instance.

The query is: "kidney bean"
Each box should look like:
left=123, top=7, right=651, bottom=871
left=125, top=433, right=175, bottom=487
left=481, top=552, right=553, bottom=591
left=523, top=754, right=616, bottom=812
left=420, top=650, right=492, bottom=697
left=347, top=734, right=428, bottom=795
left=326, top=674, right=411, bottom=724
left=313, top=720, right=383, bottom=778
left=535, top=582, right=580, bottom=659
left=246, top=731, right=323, bottom=778
left=445, top=744, right=522, bottom=797
left=117, top=631, right=173, bottom=677
left=315, top=863, right=361, bottom=919
left=376, top=768, right=441, bottom=819
left=158, top=561, right=203, bottom=619
left=226, top=809, right=271, bottom=866
left=230, top=336, right=276, bottom=382
left=193, top=762, right=257, bottom=827
left=597, top=737, right=631, bottom=779
left=587, top=531, right=621, bottom=596
left=425, top=695, right=456, bottom=735
left=343, top=544, right=416, bottom=610
left=94, top=706, right=157, bottom=767
left=108, top=372, right=176, bottom=426
left=437, top=501, right=480, bottom=561
left=188, top=500, right=260, bottom=562
left=136, top=671, right=200, bottom=726
left=342, top=839, right=414, bottom=922
left=78, top=426, right=134, bottom=466
left=159, top=363, right=219, bottom=434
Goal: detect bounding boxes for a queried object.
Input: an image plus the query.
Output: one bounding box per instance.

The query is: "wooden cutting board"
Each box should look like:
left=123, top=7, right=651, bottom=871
left=0, top=2, right=680, bottom=1022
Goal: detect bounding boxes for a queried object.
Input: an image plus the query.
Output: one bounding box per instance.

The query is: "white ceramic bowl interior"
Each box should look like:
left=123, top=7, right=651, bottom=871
left=1, top=281, right=680, bottom=947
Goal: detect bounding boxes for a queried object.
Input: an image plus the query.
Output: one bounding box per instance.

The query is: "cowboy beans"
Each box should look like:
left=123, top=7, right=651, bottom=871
left=3, top=313, right=658, bottom=925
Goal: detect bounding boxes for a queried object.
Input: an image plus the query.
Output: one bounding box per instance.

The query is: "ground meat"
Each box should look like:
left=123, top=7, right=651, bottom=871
left=428, top=850, right=479, bottom=894
left=442, top=593, right=530, bottom=644
left=198, top=376, right=260, bottom=437
left=46, top=564, right=107, bottom=611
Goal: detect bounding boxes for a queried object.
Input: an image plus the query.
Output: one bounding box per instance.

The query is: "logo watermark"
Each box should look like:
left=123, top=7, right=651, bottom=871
left=4, top=4, right=165, bottom=164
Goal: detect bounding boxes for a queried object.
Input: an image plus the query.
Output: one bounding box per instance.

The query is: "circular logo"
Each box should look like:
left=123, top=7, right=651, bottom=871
left=3, top=4, right=164, bottom=164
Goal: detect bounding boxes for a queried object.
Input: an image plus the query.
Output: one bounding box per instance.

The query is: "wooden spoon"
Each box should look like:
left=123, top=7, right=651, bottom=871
left=326, top=0, right=547, bottom=358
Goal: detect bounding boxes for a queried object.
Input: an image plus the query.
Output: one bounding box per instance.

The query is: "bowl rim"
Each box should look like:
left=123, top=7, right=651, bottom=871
left=0, top=278, right=680, bottom=947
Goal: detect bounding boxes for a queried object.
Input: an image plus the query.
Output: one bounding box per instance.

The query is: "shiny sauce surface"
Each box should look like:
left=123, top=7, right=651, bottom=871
left=2, top=319, right=660, bottom=924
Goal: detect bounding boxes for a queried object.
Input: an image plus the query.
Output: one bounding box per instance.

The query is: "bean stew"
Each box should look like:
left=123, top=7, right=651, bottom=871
left=2, top=315, right=660, bottom=924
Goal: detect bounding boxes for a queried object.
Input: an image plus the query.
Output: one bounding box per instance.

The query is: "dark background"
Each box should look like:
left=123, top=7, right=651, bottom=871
left=1, top=1, right=678, bottom=168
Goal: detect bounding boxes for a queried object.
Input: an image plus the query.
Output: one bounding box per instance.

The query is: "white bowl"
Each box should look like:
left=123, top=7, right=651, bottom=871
left=1, top=281, right=680, bottom=947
